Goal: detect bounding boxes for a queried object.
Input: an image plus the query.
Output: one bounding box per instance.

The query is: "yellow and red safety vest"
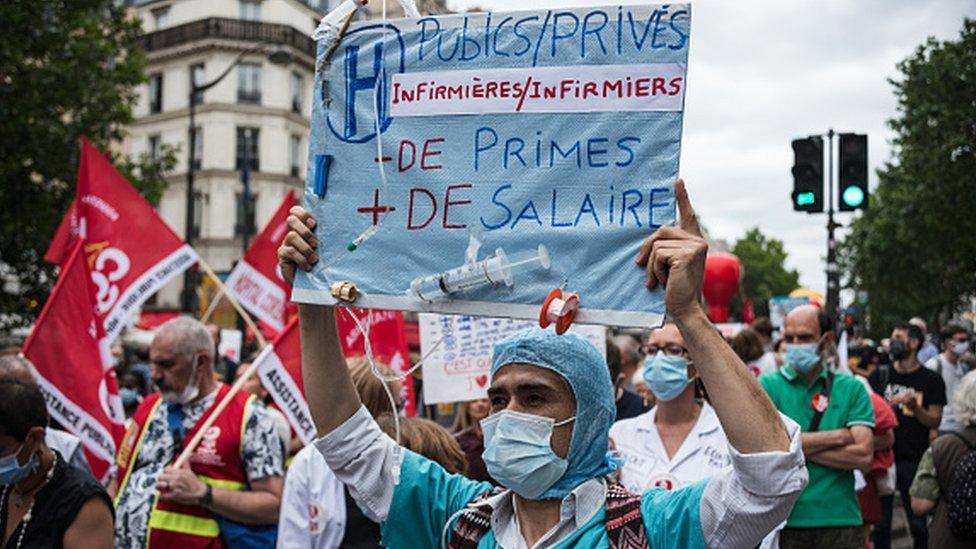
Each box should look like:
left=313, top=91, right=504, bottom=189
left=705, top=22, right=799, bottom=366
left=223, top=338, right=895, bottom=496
left=115, top=384, right=254, bottom=548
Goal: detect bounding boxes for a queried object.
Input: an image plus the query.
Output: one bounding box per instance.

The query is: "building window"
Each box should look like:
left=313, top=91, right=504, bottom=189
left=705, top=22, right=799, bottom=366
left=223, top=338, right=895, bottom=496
left=190, top=63, right=206, bottom=105
left=190, top=126, right=202, bottom=170
left=235, top=192, right=258, bottom=237
left=239, top=0, right=261, bottom=21
left=148, top=73, right=163, bottom=114
left=289, top=134, right=302, bottom=177
left=290, top=72, right=303, bottom=113
left=152, top=7, right=169, bottom=30
left=236, top=127, right=260, bottom=172
left=148, top=134, right=161, bottom=162
left=237, top=63, right=261, bottom=104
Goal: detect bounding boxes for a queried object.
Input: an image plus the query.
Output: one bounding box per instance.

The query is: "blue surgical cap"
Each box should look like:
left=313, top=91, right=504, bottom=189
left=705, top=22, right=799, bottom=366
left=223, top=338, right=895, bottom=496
left=490, top=327, right=616, bottom=499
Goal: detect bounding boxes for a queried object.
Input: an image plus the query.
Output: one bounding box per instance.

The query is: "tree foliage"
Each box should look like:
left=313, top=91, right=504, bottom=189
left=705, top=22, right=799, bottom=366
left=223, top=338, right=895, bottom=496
left=0, top=0, right=177, bottom=329
left=839, top=19, right=976, bottom=337
left=730, top=228, right=801, bottom=319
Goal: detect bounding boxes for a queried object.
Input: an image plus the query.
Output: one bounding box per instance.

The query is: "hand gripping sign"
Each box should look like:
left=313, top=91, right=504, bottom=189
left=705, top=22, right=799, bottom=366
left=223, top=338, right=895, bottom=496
left=292, top=4, right=691, bottom=327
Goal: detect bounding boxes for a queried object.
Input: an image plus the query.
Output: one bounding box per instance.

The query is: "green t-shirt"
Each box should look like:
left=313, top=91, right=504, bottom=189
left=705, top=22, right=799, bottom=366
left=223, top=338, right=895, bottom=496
left=759, top=366, right=875, bottom=528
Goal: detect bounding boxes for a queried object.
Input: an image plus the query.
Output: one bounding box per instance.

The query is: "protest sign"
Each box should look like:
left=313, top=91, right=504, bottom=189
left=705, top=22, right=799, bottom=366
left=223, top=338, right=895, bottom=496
left=225, top=191, right=297, bottom=332
left=45, top=139, right=198, bottom=340
left=292, top=5, right=691, bottom=328
left=418, top=313, right=606, bottom=404
left=22, top=243, right=124, bottom=483
left=769, top=296, right=811, bottom=329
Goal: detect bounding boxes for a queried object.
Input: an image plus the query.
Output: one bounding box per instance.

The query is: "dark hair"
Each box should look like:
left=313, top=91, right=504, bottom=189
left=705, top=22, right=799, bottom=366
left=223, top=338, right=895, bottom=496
left=751, top=317, right=774, bottom=338
left=940, top=323, right=969, bottom=343
left=605, top=338, right=622, bottom=382
left=0, top=380, right=48, bottom=442
left=895, top=323, right=925, bottom=348
left=817, top=310, right=832, bottom=338
left=731, top=328, right=765, bottom=363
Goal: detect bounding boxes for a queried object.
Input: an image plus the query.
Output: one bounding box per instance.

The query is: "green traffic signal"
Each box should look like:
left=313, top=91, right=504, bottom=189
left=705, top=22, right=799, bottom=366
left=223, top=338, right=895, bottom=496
left=842, top=185, right=865, bottom=208
left=796, top=191, right=816, bottom=206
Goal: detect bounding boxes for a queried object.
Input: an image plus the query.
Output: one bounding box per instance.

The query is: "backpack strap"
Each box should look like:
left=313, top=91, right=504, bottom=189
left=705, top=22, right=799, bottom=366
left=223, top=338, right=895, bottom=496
left=449, top=484, right=649, bottom=549
left=605, top=484, right=648, bottom=549
left=448, top=487, right=506, bottom=549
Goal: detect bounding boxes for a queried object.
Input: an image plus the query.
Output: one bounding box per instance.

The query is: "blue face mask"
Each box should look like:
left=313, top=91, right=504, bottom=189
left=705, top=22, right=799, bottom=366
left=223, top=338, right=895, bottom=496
left=481, top=410, right=575, bottom=499
left=0, top=443, right=36, bottom=485
left=643, top=352, right=692, bottom=402
left=785, top=343, right=821, bottom=373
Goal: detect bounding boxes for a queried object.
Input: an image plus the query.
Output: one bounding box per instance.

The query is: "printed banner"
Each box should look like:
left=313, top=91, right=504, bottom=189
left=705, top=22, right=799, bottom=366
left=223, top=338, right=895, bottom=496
left=419, top=313, right=606, bottom=404
left=254, top=318, right=317, bottom=444
left=45, top=139, right=198, bottom=340
left=293, top=4, right=691, bottom=328
left=225, top=191, right=297, bottom=332
left=22, top=243, right=124, bottom=483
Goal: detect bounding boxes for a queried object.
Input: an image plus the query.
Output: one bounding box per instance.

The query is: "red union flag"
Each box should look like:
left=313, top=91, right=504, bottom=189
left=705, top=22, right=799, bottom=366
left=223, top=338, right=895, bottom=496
left=336, top=308, right=416, bottom=417
left=256, top=309, right=417, bottom=442
left=225, top=191, right=296, bottom=332
left=22, top=243, right=125, bottom=483
left=44, top=138, right=198, bottom=340
left=254, top=317, right=316, bottom=444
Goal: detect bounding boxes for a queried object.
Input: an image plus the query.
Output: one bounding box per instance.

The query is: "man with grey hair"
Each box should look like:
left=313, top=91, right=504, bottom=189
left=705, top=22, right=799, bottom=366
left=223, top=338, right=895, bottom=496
left=0, top=354, right=92, bottom=474
left=910, top=370, right=976, bottom=548
left=114, top=316, right=284, bottom=548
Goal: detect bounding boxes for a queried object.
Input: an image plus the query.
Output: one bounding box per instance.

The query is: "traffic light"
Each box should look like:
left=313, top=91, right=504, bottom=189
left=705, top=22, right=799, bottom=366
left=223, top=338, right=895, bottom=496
left=791, top=136, right=823, bottom=212
left=838, top=133, right=868, bottom=211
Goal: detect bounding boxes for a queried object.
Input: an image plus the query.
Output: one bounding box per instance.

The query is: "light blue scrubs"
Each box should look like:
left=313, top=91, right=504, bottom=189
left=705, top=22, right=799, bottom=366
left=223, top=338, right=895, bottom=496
left=380, top=451, right=707, bottom=548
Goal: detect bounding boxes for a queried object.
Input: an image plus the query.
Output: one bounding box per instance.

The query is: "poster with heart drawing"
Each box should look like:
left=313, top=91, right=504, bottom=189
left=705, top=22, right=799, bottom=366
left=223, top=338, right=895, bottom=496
left=419, top=313, right=606, bottom=404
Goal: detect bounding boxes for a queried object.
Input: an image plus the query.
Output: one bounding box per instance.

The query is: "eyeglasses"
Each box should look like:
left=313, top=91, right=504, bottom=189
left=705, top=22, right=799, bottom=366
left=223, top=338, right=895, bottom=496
left=641, top=344, right=689, bottom=358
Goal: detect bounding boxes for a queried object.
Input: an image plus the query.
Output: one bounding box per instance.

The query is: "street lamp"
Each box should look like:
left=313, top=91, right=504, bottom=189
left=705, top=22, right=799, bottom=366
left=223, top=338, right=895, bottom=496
left=181, top=45, right=294, bottom=313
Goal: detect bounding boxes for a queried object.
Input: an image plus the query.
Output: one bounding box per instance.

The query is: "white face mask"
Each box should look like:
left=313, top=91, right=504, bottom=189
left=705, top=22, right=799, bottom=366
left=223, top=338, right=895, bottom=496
left=952, top=341, right=970, bottom=357
left=162, top=358, right=200, bottom=405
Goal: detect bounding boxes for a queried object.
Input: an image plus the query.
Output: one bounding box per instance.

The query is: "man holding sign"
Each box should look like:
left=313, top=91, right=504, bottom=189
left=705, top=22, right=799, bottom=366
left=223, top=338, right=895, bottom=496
left=279, top=180, right=808, bottom=547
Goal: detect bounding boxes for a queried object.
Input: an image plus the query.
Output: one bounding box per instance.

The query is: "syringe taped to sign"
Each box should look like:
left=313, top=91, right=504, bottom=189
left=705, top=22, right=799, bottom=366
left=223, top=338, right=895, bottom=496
left=292, top=4, right=691, bottom=328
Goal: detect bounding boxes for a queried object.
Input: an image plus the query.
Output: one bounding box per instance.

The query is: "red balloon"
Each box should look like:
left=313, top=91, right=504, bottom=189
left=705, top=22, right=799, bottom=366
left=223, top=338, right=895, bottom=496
left=703, top=253, right=742, bottom=323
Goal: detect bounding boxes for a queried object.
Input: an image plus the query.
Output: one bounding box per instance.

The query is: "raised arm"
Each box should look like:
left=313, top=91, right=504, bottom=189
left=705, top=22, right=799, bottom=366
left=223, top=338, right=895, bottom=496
left=278, top=207, right=362, bottom=436
left=636, top=180, right=789, bottom=454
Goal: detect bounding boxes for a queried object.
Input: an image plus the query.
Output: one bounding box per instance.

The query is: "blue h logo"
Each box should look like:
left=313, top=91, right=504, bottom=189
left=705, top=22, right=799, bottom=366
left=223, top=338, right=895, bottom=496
left=324, top=25, right=405, bottom=144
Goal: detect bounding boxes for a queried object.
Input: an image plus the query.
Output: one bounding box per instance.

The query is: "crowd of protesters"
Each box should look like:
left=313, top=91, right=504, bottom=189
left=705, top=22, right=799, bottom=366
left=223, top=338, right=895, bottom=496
left=3, top=196, right=976, bottom=548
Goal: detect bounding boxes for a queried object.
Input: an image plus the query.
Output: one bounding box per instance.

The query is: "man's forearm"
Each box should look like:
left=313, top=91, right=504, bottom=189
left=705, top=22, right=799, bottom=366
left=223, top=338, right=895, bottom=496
left=210, top=488, right=281, bottom=524
left=807, top=442, right=872, bottom=471
left=802, top=429, right=854, bottom=455
left=299, top=303, right=362, bottom=436
left=914, top=405, right=942, bottom=429
left=874, top=429, right=895, bottom=450
left=675, top=307, right=789, bottom=453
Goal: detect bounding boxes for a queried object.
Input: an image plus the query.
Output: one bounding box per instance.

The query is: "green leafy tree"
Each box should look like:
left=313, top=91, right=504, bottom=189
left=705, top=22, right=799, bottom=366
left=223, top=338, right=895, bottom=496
left=730, top=228, right=801, bottom=319
left=839, top=19, right=976, bottom=337
left=0, top=1, right=177, bottom=329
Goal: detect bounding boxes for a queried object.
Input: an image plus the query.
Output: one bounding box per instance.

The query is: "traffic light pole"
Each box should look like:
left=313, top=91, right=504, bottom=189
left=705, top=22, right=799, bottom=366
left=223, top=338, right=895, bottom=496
left=825, top=129, right=840, bottom=334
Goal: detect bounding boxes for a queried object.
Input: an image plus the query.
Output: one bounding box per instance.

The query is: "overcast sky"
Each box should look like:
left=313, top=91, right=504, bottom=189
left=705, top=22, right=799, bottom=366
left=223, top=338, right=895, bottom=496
left=445, top=0, right=972, bottom=298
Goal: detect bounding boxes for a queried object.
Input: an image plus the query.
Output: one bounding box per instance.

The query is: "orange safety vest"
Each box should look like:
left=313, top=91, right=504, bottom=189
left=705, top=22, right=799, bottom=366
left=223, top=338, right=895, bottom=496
left=115, top=384, right=255, bottom=549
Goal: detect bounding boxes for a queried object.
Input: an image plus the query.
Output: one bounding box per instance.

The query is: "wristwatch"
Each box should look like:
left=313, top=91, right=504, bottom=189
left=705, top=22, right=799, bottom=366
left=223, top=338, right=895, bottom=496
left=198, top=484, right=214, bottom=509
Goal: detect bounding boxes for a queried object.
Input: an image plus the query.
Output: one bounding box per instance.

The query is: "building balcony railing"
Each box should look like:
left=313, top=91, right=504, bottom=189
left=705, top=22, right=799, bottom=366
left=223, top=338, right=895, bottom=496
left=139, top=17, right=316, bottom=57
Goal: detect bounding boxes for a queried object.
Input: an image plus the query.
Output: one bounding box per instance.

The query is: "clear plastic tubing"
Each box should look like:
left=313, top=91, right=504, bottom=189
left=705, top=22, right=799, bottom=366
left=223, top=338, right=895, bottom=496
left=410, top=244, right=551, bottom=301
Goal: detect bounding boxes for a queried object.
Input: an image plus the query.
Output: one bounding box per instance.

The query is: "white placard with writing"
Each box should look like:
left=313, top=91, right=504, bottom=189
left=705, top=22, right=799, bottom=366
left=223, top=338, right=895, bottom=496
left=419, top=314, right=606, bottom=404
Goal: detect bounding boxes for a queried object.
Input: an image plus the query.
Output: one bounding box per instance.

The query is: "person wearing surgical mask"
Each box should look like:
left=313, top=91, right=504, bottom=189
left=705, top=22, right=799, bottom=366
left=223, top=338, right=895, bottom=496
left=610, top=324, right=730, bottom=494
left=0, top=380, right=113, bottom=548
left=758, top=304, right=876, bottom=549
left=868, top=322, right=946, bottom=549
left=923, top=323, right=973, bottom=434
left=113, top=316, right=284, bottom=548
left=279, top=181, right=810, bottom=548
